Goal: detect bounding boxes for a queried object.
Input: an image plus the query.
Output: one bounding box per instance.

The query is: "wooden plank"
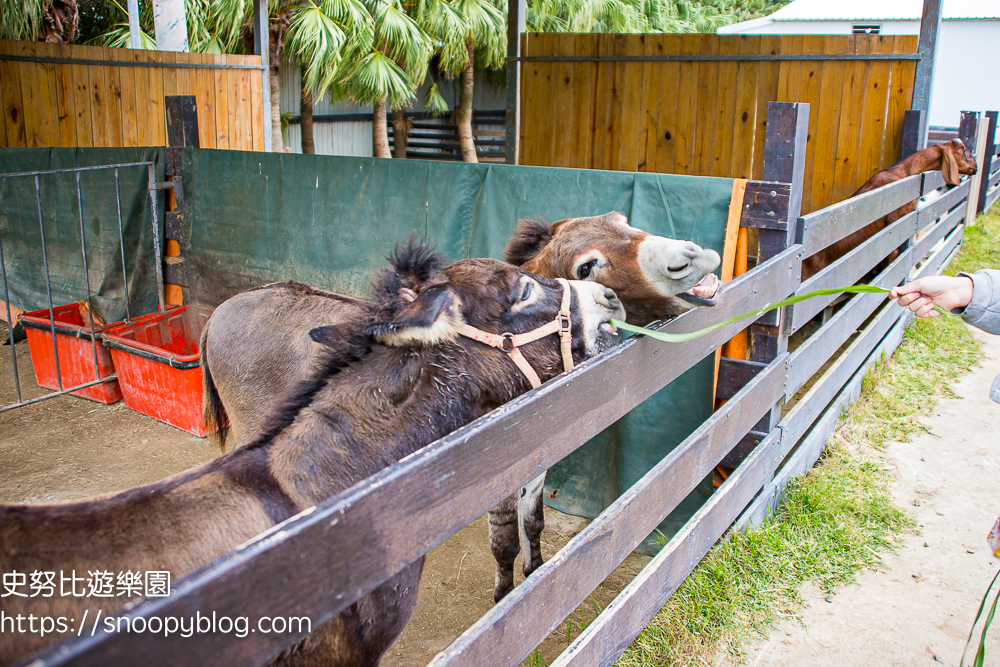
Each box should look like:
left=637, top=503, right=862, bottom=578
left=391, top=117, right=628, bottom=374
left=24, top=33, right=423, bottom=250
left=249, top=56, right=264, bottom=152
left=651, top=34, right=681, bottom=174
left=534, top=33, right=561, bottom=167
left=590, top=34, right=615, bottom=170
left=716, top=357, right=767, bottom=401
left=35, top=43, right=62, bottom=147
left=922, top=169, right=946, bottom=195
left=673, top=34, right=700, bottom=174
left=693, top=35, right=719, bottom=176
left=520, top=33, right=538, bottom=165
left=782, top=302, right=902, bottom=449
left=614, top=35, right=644, bottom=171
left=103, top=47, right=125, bottom=146
left=87, top=55, right=112, bottom=147
left=791, top=212, right=915, bottom=331
left=751, top=35, right=782, bottom=180
left=730, top=36, right=761, bottom=179
left=785, top=248, right=912, bottom=397
left=238, top=68, right=253, bottom=149
left=550, top=33, right=577, bottom=168
left=882, top=37, right=913, bottom=167
left=228, top=64, right=245, bottom=151
left=710, top=35, right=740, bottom=178
left=214, top=65, right=231, bottom=150
left=830, top=36, right=871, bottom=203
left=430, top=354, right=789, bottom=667
left=988, top=186, right=1000, bottom=213
left=1, top=56, right=27, bottom=146
left=916, top=178, right=970, bottom=226
left=53, top=44, right=77, bottom=147
left=130, top=52, right=151, bottom=147
left=569, top=33, right=597, bottom=169
left=856, top=36, right=895, bottom=189
left=636, top=34, right=663, bottom=172
left=913, top=203, right=965, bottom=261
left=741, top=181, right=790, bottom=230
left=742, top=311, right=912, bottom=529
left=795, top=35, right=826, bottom=214
left=808, top=36, right=849, bottom=213
left=916, top=223, right=963, bottom=279
left=18, top=55, right=44, bottom=146
left=194, top=57, right=216, bottom=150
left=550, top=429, right=782, bottom=667
left=989, top=168, right=1000, bottom=190
left=798, top=174, right=920, bottom=254
left=118, top=52, right=139, bottom=147
left=33, top=246, right=802, bottom=667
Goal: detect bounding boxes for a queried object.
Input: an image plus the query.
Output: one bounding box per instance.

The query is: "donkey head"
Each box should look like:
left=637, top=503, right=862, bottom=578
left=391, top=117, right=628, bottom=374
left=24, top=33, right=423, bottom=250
left=941, top=137, right=978, bottom=186
left=505, top=211, right=721, bottom=325
left=320, top=240, right=624, bottom=393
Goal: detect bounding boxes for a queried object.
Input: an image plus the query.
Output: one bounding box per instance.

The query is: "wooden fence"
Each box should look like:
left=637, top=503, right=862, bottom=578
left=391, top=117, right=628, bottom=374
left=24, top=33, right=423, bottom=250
left=979, top=111, right=1000, bottom=214
left=0, top=39, right=266, bottom=151
left=518, top=34, right=919, bottom=216
left=24, top=102, right=976, bottom=667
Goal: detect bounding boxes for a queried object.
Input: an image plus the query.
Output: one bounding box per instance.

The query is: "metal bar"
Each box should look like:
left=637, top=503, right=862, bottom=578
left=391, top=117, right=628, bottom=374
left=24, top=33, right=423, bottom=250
left=0, top=232, right=21, bottom=404
left=127, top=0, right=141, bottom=49
left=147, top=164, right=166, bottom=312
left=0, top=54, right=265, bottom=70
left=509, top=54, right=921, bottom=63
left=35, top=176, right=62, bottom=391
left=0, top=376, right=119, bottom=414
left=76, top=172, right=102, bottom=381
left=114, top=169, right=132, bottom=323
left=0, top=162, right=154, bottom=179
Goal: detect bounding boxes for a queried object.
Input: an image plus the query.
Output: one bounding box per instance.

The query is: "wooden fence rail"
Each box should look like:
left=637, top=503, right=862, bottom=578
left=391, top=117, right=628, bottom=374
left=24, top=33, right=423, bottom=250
left=0, top=39, right=266, bottom=151
left=518, top=33, right=918, bottom=216
left=25, top=102, right=976, bottom=667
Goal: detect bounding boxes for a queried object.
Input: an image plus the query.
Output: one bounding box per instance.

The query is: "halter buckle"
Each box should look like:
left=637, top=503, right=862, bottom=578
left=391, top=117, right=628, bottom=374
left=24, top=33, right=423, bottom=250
left=558, top=314, right=572, bottom=333
left=500, top=333, right=516, bottom=352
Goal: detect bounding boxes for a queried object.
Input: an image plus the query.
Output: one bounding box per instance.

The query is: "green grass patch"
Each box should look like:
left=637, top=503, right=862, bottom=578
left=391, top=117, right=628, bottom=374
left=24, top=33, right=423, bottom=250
left=614, top=209, right=995, bottom=666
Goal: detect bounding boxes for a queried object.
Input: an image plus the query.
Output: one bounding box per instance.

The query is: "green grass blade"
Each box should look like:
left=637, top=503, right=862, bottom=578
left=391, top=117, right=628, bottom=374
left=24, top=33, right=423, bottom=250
left=961, top=569, right=1000, bottom=667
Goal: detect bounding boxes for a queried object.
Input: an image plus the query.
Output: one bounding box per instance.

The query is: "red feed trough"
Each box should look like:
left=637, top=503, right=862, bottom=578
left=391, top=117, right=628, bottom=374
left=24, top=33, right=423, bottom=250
left=20, top=303, right=123, bottom=404
left=101, top=305, right=214, bottom=437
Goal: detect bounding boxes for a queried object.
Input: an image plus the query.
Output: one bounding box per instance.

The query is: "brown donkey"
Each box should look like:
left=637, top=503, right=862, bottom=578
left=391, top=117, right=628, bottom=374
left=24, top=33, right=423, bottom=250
left=803, top=138, right=978, bottom=279
left=1, top=243, right=623, bottom=667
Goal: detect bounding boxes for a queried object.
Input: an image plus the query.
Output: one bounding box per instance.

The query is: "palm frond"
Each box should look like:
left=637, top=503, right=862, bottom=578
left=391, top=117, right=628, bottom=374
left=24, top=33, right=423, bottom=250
left=342, top=49, right=418, bottom=108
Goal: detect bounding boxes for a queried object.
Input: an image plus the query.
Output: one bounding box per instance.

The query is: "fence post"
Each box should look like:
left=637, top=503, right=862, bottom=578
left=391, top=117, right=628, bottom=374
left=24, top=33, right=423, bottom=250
left=719, top=102, right=807, bottom=469
left=959, top=111, right=984, bottom=227
left=977, top=111, right=998, bottom=215
left=164, top=96, right=198, bottom=307
left=505, top=0, right=526, bottom=165
left=912, top=0, right=942, bottom=150
left=254, top=0, right=272, bottom=152
left=901, top=110, right=925, bottom=160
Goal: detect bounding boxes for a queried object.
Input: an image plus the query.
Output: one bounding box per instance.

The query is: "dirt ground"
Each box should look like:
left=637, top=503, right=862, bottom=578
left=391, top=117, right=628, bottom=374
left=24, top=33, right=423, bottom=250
left=738, top=324, right=1000, bottom=667
left=0, top=327, right=642, bottom=666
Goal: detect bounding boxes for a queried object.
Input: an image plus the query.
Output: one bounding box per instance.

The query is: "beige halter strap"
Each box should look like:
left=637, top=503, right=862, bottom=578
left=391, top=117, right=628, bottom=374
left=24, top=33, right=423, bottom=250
left=453, top=278, right=575, bottom=389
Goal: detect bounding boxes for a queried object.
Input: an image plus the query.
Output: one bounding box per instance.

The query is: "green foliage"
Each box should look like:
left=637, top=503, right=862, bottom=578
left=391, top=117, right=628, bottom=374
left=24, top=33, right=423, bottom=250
left=0, top=0, right=46, bottom=42
left=526, top=0, right=788, bottom=34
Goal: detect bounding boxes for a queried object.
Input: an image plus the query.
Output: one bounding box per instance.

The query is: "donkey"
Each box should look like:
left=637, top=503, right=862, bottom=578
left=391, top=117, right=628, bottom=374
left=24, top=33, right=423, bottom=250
left=0, top=242, right=624, bottom=667
left=201, top=214, right=720, bottom=603
left=802, top=138, right=978, bottom=279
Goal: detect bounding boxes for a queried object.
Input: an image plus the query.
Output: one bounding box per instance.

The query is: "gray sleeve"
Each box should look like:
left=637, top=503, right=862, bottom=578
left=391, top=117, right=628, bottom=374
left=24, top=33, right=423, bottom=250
left=956, top=270, right=1000, bottom=335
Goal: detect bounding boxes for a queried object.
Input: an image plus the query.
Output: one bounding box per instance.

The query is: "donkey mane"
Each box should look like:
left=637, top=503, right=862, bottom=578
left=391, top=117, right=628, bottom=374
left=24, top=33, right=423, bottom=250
left=504, top=218, right=553, bottom=267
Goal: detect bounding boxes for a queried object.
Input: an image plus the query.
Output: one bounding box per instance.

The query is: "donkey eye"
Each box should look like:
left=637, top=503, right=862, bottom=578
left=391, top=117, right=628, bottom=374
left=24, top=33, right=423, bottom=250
left=577, top=260, right=598, bottom=280
left=520, top=281, right=534, bottom=301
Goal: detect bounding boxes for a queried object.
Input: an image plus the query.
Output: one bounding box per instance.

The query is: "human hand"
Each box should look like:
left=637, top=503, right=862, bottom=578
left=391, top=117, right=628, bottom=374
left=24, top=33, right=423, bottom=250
left=890, top=275, right=974, bottom=318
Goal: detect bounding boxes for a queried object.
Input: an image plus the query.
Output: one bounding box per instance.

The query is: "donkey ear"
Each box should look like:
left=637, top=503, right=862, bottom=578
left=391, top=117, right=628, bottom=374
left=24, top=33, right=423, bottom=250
left=365, top=286, right=463, bottom=347
left=504, top=218, right=554, bottom=267
left=942, top=144, right=960, bottom=186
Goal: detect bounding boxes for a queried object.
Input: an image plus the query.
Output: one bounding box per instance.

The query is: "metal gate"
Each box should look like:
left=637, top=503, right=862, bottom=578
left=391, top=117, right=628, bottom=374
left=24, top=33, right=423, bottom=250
left=0, top=161, right=167, bottom=413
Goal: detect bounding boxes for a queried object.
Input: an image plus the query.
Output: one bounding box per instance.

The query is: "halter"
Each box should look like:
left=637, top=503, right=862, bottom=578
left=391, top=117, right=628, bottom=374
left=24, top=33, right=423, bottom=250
left=453, top=278, right=574, bottom=389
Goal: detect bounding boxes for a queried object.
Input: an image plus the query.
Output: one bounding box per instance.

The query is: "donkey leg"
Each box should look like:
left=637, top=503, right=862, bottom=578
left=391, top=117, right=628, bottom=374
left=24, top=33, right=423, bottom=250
left=488, top=494, right=520, bottom=603
left=518, top=473, right=546, bottom=578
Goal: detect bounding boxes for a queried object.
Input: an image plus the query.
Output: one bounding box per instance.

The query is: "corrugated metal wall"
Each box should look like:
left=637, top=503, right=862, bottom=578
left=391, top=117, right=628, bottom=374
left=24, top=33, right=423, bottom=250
left=278, top=59, right=505, bottom=155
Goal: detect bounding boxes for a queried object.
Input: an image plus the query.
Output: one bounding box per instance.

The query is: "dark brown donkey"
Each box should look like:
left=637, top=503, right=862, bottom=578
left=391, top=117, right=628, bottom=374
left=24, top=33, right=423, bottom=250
left=0, top=243, right=624, bottom=667
left=802, top=138, right=978, bottom=279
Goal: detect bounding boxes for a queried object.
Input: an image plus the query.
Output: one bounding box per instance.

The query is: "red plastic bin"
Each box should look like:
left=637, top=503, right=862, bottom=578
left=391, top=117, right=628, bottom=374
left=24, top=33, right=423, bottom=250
left=101, top=305, right=214, bottom=436
left=20, top=303, right=123, bottom=404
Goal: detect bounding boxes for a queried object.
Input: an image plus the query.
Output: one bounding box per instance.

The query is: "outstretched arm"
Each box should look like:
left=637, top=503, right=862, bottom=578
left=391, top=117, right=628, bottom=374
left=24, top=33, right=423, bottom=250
left=890, top=275, right=974, bottom=319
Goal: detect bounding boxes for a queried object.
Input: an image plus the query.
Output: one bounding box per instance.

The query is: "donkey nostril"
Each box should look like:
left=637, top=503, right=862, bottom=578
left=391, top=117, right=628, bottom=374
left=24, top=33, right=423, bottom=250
left=603, top=287, right=617, bottom=301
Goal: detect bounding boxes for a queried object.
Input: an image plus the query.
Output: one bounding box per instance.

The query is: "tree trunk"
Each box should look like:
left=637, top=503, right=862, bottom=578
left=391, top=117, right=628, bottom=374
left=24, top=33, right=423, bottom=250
left=268, top=29, right=284, bottom=152
left=301, top=79, right=315, bottom=155
left=391, top=108, right=410, bottom=159
left=373, top=96, right=391, bottom=158
left=457, top=41, right=477, bottom=163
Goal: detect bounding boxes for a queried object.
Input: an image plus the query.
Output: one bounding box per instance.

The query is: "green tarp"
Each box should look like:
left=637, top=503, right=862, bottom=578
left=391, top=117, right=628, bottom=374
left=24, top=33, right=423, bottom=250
left=0, top=147, right=163, bottom=325
left=183, top=149, right=734, bottom=552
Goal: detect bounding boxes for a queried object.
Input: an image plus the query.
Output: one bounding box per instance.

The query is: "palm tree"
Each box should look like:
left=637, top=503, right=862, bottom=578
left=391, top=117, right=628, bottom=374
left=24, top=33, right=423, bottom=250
left=414, top=0, right=506, bottom=162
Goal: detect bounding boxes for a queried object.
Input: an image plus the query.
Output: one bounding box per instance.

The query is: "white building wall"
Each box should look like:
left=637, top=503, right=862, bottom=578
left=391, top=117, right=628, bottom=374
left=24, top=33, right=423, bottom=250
left=718, top=19, right=1000, bottom=128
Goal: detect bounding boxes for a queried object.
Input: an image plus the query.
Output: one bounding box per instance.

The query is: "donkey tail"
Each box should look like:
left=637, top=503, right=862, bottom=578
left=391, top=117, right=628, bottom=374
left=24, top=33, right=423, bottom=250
left=200, top=321, right=230, bottom=452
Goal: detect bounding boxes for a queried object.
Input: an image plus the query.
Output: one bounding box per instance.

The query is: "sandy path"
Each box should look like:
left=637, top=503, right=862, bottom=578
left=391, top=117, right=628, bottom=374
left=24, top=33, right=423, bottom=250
left=742, top=325, right=1000, bottom=667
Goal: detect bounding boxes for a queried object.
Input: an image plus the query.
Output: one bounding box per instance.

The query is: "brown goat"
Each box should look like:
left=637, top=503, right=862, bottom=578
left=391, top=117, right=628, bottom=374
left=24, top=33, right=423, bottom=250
left=0, top=244, right=623, bottom=667
left=802, top=138, right=978, bottom=279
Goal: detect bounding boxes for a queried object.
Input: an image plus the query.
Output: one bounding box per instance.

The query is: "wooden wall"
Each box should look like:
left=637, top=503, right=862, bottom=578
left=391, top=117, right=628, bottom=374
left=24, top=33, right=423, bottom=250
left=0, top=39, right=265, bottom=151
left=519, top=34, right=918, bottom=215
